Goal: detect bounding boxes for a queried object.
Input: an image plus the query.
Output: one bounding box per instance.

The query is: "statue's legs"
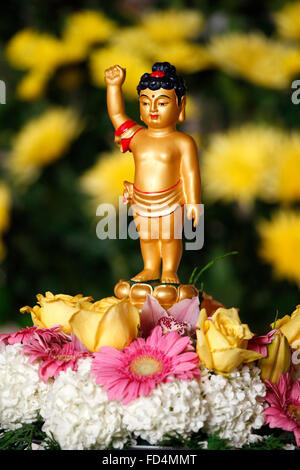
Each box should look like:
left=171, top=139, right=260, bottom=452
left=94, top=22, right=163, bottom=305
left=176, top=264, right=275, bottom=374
left=130, top=205, right=184, bottom=283
left=160, top=238, right=182, bottom=283
left=160, top=206, right=184, bottom=283
left=131, top=214, right=161, bottom=281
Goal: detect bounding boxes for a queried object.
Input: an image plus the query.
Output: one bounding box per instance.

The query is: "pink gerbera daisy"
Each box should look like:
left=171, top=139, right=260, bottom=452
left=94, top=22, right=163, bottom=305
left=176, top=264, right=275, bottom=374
left=0, top=326, right=38, bottom=345
left=0, top=325, right=67, bottom=346
left=264, top=373, right=300, bottom=446
left=22, top=330, right=91, bottom=382
left=91, top=325, right=200, bottom=405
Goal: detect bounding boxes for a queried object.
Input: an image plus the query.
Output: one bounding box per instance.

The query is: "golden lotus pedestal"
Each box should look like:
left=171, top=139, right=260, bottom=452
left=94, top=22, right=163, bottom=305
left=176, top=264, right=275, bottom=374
left=114, top=279, right=199, bottom=311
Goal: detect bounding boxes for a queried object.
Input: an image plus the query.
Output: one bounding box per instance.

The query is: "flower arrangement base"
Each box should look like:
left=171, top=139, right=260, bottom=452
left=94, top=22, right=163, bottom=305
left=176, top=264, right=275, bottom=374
left=1, top=295, right=299, bottom=450
left=114, top=279, right=199, bottom=310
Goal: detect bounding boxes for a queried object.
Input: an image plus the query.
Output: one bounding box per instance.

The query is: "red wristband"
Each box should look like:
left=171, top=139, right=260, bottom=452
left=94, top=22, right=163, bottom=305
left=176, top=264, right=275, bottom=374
left=115, top=120, right=137, bottom=136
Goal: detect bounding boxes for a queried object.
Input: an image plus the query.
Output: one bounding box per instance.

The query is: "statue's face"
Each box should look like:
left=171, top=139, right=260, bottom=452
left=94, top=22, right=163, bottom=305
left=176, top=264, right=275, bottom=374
left=139, top=88, right=184, bottom=128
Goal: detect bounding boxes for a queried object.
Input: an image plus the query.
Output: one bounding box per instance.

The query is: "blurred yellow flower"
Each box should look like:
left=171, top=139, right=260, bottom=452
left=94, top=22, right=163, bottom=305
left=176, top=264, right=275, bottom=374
left=20, top=291, right=93, bottom=334
left=58, top=39, right=88, bottom=64
left=0, top=182, right=11, bottom=261
left=69, top=296, right=140, bottom=352
left=63, top=10, right=116, bottom=48
left=16, top=69, right=49, bottom=101
left=109, top=27, right=211, bottom=73
left=268, top=133, right=300, bottom=203
left=196, top=307, right=261, bottom=374
left=6, top=28, right=88, bottom=93
left=9, top=108, right=83, bottom=182
left=141, top=9, right=204, bottom=43
left=202, top=125, right=283, bottom=206
left=109, top=26, right=160, bottom=59
left=209, top=32, right=300, bottom=89
left=6, top=29, right=63, bottom=73
left=90, top=46, right=151, bottom=98
left=258, top=210, right=300, bottom=285
left=6, top=29, right=44, bottom=70
left=274, top=2, right=300, bottom=40
left=80, top=150, right=135, bottom=208
left=0, top=182, right=11, bottom=233
left=152, top=41, right=212, bottom=73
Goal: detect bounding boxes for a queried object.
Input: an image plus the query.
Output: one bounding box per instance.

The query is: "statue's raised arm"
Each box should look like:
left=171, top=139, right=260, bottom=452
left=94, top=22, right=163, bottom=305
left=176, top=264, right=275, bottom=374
left=105, top=64, right=144, bottom=153
left=105, top=65, right=128, bottom=128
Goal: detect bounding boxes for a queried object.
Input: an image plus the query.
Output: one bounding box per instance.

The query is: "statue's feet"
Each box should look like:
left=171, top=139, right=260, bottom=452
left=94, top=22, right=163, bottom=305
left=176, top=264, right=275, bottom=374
left=131, top=269, right=160, bottom=282
left=161, top=271, right=180, bottom=284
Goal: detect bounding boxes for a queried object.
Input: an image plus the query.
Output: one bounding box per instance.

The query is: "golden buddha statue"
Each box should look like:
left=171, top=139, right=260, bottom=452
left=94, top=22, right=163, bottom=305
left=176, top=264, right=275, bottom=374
left=105, top=62, right=202, bottom=308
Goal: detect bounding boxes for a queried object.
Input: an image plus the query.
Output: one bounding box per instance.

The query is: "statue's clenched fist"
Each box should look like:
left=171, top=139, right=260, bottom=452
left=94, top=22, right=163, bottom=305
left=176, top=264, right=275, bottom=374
left=104, top=65, right=126, bottom=86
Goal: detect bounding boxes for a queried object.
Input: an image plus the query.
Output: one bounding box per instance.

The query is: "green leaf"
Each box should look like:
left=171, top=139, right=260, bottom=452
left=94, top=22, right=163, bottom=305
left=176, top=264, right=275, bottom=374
left=188, top=266, right=198, bottom=285
left=273, top=309, right=279, bottom=330
left=189, top=251, right=239, bottom=287
left=0, top=417, right=60, bottom=450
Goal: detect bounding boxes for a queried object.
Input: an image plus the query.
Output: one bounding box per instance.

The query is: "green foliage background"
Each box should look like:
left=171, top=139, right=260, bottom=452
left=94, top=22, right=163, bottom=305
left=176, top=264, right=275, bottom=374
left=0, top=0, right=299, bottom=334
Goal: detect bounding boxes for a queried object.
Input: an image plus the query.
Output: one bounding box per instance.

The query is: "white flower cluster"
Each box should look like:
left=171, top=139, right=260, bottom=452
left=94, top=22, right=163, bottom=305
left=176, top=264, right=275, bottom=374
left=0, top=343, right=49, bottom=430
left=122, top=378, right=208, bottom=444
left=200, top=365, right=266, bottom=448
left=0, top=343, right=268, bottom=449
left=40, top=358, right=129, bottom=450
left=40, top=360, right=208, bottom=449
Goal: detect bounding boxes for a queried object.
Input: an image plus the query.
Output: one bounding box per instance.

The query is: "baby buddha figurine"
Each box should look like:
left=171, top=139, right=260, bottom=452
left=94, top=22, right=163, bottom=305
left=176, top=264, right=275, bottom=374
left=105, top=62, right=201, bottom=286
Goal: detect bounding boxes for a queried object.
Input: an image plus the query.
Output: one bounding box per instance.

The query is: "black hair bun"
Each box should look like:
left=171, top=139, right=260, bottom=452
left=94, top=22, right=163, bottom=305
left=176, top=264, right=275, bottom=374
left=152, top=62, right=177, bottom=76
left=137, top=62, right=186, bottom=104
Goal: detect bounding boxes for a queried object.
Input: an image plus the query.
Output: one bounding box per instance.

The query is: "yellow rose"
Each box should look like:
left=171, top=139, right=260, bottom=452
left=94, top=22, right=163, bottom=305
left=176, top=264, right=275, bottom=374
left=20, top=291, right=93, bottom=334
left=271, top=305, right=300, bottom=349
left=196, top=307, right=262, bottom=373
left=69, top=297, right=140, bottom=352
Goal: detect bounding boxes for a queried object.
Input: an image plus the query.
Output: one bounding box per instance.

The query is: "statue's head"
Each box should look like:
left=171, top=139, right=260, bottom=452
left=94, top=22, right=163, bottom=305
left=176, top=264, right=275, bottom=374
left=137, top=62, right=186, bottom=128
